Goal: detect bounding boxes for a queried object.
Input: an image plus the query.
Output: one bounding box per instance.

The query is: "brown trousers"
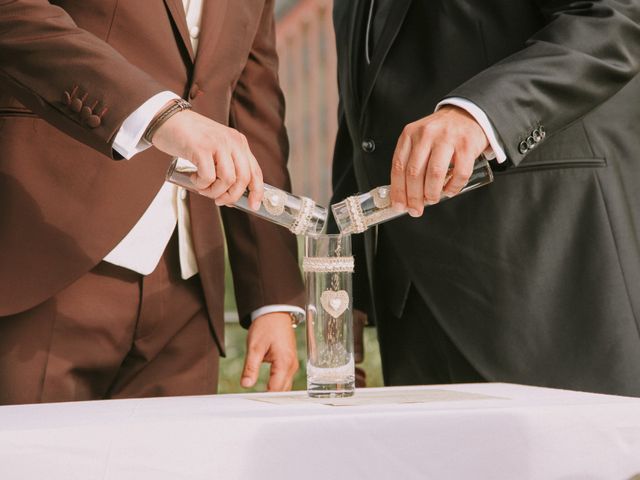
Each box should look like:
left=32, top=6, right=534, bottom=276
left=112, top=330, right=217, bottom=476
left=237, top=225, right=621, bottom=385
left=0, top=233, right=219, bottom=405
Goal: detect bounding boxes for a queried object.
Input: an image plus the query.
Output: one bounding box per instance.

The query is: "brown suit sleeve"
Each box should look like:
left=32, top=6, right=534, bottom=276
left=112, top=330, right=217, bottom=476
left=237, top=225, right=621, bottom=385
left=221, top=0, right=305, bottom=327
left=0, top=0, right=167, bottom=158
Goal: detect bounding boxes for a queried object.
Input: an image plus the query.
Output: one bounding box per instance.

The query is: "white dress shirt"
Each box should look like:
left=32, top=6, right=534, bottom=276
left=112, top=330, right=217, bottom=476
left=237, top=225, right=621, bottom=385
left=109, top=0, right=304, bottom=322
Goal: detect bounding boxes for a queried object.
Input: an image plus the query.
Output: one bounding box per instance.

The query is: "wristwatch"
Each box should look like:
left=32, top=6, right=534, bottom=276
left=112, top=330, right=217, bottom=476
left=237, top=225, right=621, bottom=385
left=290, top=311, right=305, bottom=329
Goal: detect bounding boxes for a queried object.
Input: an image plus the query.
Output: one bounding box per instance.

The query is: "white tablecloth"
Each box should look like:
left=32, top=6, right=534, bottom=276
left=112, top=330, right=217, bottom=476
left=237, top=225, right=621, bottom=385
left=1, top=383, right=639, bottom=480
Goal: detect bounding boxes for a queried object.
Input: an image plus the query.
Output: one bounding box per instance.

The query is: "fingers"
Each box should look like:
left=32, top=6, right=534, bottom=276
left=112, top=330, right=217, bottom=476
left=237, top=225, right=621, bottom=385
left=390, top=130, right=412, bottom=212
left=215, top=151, right=263, bottom=210
left=241, top=342, right=298, bottom=392
left=206, top=149, right=236, bottom=201
left=266, top=354, right=298, bottom=392
left=423, top=143, right=454, bottom=205
left=241, top=342, right=266, bottom=389
left=190, top=152, right=216, bottom=190
left=443, top=150, right=474, bottom=198
left=390, top=125, right=454, bottom=216
left=246, top=154, right=264, bottom=211
left=404, top=136, right=431, bottom=217
left=199, top=132, right=264, bottom=209
left=214, top=132, right=253, bottom=206
left=387, top=107, right=491, bottom=218
left=153, top=113, right=298, bottom=211
left=214, top=150, right=247, bottom=206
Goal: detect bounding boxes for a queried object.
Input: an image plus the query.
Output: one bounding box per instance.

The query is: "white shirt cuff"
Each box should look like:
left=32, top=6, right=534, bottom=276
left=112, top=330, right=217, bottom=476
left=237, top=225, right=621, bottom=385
left=251, top=305, right=306, bottom=323
left=436, top=97, right=507, bottom=163
left=113, top=91, right=181, bottom=160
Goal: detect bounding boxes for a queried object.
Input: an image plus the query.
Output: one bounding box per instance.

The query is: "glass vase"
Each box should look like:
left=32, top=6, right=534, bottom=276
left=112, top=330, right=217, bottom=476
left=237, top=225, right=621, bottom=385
left=166, top=157, right=327, bottom=235
left=303, top=234, right=355, bottom=397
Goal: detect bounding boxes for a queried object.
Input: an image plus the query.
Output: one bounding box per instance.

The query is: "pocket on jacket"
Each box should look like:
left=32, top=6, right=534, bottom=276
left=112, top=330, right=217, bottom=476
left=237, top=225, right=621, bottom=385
left=0, top=107, right=37, bottom=118
left=0, top=110, right=38, bottom=137
left=495, top=157, right=606, bottom=176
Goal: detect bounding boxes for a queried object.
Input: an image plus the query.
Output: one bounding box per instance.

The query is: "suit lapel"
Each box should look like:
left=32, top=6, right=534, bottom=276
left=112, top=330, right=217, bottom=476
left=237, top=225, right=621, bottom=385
left=359, top=0, right=412, bottom=113
left=163, top=0, right=195, bottom=62
left=193, top=0, right=229, bottom=75
left=346, top=0, right=364, bottom=111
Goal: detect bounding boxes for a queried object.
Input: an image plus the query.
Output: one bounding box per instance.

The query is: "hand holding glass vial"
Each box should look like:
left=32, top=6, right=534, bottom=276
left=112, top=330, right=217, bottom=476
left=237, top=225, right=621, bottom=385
left=166, top=157, right=327, bottom=235
left=331, top=157, right=494, bottom=234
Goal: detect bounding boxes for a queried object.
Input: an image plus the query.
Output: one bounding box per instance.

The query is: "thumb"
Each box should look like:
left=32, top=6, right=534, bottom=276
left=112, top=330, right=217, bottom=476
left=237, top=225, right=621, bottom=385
left=241, top=343, right=266, bottom=389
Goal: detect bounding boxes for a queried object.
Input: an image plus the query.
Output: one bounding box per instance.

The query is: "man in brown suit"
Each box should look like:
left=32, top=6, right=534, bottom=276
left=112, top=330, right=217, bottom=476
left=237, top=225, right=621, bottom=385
left=0, top=0, right=306, bottom=404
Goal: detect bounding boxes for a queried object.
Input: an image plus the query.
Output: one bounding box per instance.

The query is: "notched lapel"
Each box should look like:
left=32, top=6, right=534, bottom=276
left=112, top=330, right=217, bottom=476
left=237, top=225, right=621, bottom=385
left=360, top=0, right=412, bottom=111
left=163, top=0, right=195, bottom=62
left=341, top=0, right=365, bottom=120
left=194, top=0, right=230, bottom=74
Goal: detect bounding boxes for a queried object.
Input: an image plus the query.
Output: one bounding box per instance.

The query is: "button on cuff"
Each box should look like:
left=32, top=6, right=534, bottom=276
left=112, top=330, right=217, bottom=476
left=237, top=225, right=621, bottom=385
left=526, top=136, right=536, bottom=149
left=518, top=141, right=529, bottom=154
left=86, top=115, right=101, bottom=128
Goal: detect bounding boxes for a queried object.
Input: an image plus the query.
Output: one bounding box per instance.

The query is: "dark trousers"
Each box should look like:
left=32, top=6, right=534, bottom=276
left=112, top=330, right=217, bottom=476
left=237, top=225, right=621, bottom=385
left=0, top=233, right=219, bottom=405
left=376, top=286, right=485, bottom=386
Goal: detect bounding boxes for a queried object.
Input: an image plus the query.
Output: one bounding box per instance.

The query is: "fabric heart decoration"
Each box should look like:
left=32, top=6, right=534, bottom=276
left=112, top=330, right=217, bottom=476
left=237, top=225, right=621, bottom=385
left=262, top=190, right=287, bottom=216
left=320, top=290, right=350, bottom=318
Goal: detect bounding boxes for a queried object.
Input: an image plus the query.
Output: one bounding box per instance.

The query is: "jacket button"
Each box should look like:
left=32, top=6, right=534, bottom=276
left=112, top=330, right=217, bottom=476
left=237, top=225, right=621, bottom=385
left=86, top=115, right=101, bottom=128
left=70, top=98, right=83, bottom=113
left=539, top=125, right=546, bottom=138
left=532, top=129, right=542, bottom=142
left=81, top=106, right=93, bottom=121
left=518, top=141, right=529, bottom=154
left=189, top=84, right=200, bottom=100
left=361, top=139, right=376, bottom=153
left=526, top=135, right=536, bottom=149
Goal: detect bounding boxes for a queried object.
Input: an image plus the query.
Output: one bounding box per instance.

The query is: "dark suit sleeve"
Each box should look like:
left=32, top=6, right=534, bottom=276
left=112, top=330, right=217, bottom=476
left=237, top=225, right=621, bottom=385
left=445, top=0, right=640, bottom=165
left=0, top=0, right=167, bottom=158
left=221, top=0, right=305, bottom=327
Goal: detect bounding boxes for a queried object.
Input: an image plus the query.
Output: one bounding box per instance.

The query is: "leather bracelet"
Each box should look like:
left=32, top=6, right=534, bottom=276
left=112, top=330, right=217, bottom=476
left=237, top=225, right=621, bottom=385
left=143, top=98, right=192, bottom=144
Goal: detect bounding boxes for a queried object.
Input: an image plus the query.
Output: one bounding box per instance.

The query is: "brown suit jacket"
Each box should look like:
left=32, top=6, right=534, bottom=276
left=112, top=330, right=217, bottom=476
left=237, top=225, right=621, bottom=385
left=0, top=0, right=305, bottom=351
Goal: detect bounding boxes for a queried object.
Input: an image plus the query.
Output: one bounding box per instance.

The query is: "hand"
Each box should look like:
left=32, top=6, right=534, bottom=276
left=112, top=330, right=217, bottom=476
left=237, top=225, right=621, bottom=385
left=241, top=312, right=299, bottom=392
left=151, top=107, right=264, bottom=210
left=390, top=105, right=489, bottom=217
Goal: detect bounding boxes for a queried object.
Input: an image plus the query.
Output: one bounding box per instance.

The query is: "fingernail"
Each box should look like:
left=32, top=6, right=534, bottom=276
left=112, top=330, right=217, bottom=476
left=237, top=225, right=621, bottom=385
left=241, top=377, right=252, bottom=388
left=425, top=199, right=437, bottom=206
left=408, top=209, right=421, bottom=217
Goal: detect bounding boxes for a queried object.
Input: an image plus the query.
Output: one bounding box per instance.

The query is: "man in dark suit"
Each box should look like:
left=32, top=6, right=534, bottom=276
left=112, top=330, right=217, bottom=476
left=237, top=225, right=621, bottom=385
left=331, top=0, right=640, bottom=395
left=0, top=0, right=304, bottom=404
